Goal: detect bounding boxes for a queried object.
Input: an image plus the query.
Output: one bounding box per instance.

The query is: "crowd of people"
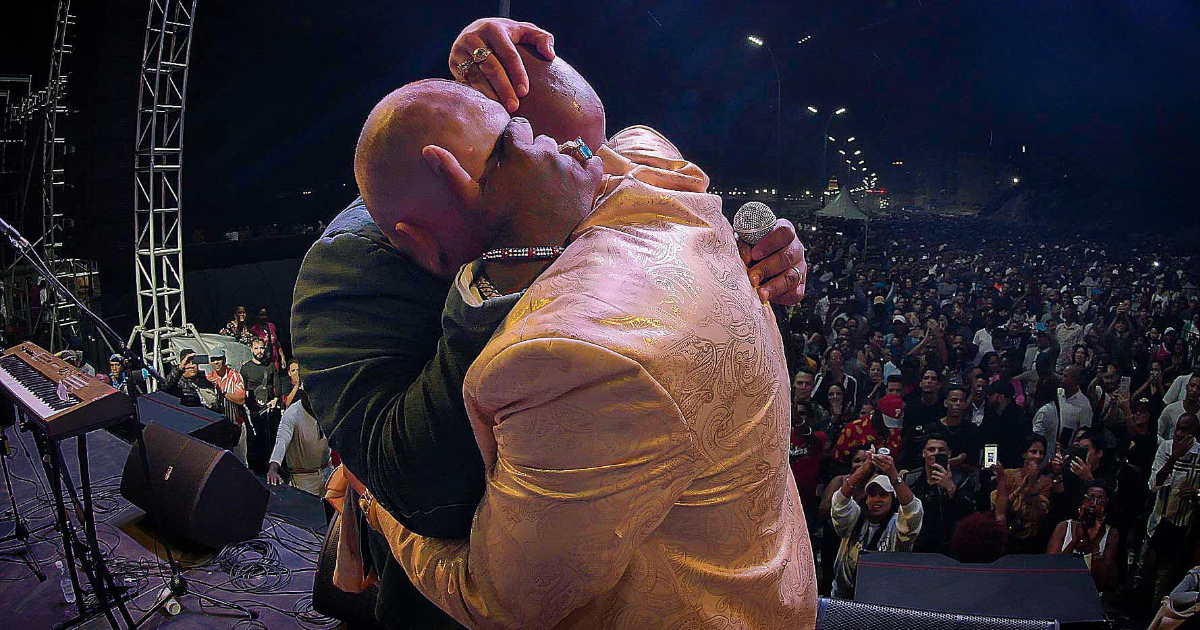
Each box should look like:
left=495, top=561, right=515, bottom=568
left=783, top=215, right=1200, bottom=618
left=163, top=303, right=332, bottom=496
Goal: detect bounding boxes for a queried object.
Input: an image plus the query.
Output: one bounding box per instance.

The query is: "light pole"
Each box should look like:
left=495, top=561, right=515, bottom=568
left=748, top=36, right=783, bottom=211
left=809, top=105, right=846, bottom=204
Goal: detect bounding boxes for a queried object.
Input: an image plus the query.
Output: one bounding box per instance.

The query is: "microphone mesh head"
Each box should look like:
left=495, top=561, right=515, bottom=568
left=733, top=201, right=776, bottom=245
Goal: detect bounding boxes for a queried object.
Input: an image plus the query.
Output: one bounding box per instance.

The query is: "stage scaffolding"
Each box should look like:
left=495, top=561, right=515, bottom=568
left=129, top=0, right=199, bottom=376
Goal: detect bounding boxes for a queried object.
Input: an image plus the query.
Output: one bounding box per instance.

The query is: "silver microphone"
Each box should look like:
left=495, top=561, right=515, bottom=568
left=732, top=201, right=776, bottom=245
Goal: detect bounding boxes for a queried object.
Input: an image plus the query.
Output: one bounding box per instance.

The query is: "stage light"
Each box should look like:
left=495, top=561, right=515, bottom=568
left=853, top=150, right=862, bottom=155
left=807, top=106, right=819, bottom=114
left=835, top=107, right=847, bottom=115
left=1012, top=177, right=1020, bottom=184
left=847, top=136, right=856, bottom=142
left=747, top=36, right=764, bottom=46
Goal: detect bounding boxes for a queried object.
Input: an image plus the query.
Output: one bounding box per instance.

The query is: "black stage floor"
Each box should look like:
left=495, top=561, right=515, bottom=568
left=0, top=424, right=339, bottom=629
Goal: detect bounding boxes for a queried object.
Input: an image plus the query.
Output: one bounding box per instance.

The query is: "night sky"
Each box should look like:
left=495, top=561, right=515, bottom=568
left=3, top=0, right=1199, bottom=231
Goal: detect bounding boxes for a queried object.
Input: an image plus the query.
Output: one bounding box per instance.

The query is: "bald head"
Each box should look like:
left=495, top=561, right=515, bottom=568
left=512, top=45, right=605, bottom=150
left=354, top=79, right=508, bottom=276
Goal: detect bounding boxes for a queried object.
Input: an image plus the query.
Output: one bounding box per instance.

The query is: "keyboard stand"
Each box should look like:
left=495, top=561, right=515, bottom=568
left=23, top=409, right=136, bottom=630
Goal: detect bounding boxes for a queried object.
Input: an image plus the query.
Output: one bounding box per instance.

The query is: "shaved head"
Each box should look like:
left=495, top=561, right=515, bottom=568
left=511, top=46, right=605, bottom=150
left=354, top=79, right=509, bottom=275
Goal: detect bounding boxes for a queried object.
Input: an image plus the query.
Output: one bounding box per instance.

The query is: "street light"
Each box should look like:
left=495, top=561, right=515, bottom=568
left=809, top=105, right=847, bottom=203
left=749, top=35, right=783, bottom=210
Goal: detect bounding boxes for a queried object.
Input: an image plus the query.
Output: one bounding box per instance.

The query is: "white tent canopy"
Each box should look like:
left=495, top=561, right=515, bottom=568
left=816, top=191, right=870, bottom=249
left=816, top=191, right=870, bottom=221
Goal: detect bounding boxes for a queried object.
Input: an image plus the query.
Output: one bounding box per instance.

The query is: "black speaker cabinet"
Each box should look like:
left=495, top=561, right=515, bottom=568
left=120, top=423, right=269, bottom=549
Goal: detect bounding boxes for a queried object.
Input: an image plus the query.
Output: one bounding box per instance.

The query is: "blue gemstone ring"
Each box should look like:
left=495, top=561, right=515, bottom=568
left=561, top=137, right=594, bottom=163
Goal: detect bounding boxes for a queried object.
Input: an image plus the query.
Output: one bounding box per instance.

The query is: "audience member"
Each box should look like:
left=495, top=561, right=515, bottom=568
left=991, top=434, right=1055, bottom=553
left=1048, top=481, right=1119, bottom=591
left=830, top=449, right=923, bottom=598
left=903, top=434, right=977, bottom=553
left=206, top=348, right=249, bottom=464
left=833, top=394, right=904, bottom=462
left=249, top=306, right=283, bottom=369
left=241, top=337, right=282, bottom=473
left=219, top=305, right=256, bottom=346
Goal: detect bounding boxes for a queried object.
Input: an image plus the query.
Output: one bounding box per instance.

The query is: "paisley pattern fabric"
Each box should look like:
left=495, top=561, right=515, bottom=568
left=364, top=126, right=816, bottom=630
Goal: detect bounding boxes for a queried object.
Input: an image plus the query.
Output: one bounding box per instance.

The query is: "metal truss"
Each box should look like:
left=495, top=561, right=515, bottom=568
left=130, top=0, right=198, bottom=376
left=41, top=0, right=78, bottom=352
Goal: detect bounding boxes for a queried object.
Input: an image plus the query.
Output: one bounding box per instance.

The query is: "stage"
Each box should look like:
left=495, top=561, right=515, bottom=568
left=0, top=424, right=337, bottom=629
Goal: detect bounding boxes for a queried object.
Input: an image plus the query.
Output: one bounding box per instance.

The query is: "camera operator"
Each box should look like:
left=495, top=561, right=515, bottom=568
left=830, top=446, right=923, bottom=599
left=903, top=434, right=976, bottom=554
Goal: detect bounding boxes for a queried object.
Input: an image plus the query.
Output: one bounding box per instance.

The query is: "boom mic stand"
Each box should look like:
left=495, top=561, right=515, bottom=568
left=0, top=219, right=256, bottom=626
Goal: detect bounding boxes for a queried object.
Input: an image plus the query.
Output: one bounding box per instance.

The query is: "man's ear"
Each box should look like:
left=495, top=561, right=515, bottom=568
left=390, top=221, right=450, bottom=277
left=422, top=144, right=479, bottom=209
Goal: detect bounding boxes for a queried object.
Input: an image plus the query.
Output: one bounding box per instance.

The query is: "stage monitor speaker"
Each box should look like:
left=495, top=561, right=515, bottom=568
left=313, top=512, right=383, bottom=630
left=135, top=391, right=238, bottom=449
left=120, top=423, right=269, bottom=549
left=815, top=598, right=1059, bottom=630
left=855, top=553, right=1104, bottom=628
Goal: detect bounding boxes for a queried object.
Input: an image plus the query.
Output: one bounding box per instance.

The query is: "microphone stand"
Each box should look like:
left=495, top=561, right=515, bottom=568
left=0, top=220, right=256, bottom=626
left=0, top=422, right=48, bottom=583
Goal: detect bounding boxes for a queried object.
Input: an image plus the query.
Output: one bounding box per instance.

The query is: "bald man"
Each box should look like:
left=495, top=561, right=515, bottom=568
left=292, top=19, right=807, bottom=629
left=355, top=74, right=813, bottom=630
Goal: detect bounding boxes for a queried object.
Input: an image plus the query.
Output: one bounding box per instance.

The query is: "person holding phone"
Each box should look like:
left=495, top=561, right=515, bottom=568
left=1048, top=482, right=1118, bottom=591
left=903, top=434, right=976, bottom=553
left=830, top=447, right=923, bottom=599
left=991, top=434, right=1056, bottom=553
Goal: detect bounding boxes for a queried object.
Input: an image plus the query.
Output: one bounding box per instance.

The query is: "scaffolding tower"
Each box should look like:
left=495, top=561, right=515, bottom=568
left=40, top=0, right=97, bottom=352
left=130, top=0, right=198, bottom=375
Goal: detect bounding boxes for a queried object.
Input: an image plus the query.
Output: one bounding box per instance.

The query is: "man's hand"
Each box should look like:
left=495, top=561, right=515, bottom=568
left=740, top=219, right=807, bottom=305
left=1173, top=436, right=1196, bottom=459
left=266, top=397, right=279, bottom=410
left=930, top=463, right=957, bottom=497
left=449, top=18, right=555, bottom=113
left=1069, top=457, right=1094, bottom=481
left=267, top=463, right=284, bottom=486
left=1050, top=452, right=1065, bottom=475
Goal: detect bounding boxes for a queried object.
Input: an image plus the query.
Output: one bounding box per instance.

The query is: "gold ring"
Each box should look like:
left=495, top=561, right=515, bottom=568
left=471, top=46, right=493, bottom=63
left=456, top=60, right=473, bottom=81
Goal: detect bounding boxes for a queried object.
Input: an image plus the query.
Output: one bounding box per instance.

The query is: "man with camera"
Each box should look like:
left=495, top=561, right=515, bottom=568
left=903, top=434, right=976, bottom=554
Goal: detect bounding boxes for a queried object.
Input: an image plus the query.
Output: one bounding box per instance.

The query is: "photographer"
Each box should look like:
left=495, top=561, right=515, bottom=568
left=903, top=434, right=977, bottom=554
left=830, top=446, right=923, bottom=599
left=163, top=349, right=215, bottom=404
left=1048, top=481, right=1118, bottom=591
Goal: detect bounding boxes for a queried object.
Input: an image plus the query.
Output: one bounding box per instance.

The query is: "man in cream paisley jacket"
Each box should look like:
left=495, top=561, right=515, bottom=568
left=363, top=117, right=816, bottom=629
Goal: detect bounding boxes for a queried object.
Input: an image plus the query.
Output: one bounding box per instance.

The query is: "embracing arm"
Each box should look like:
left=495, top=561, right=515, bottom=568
left=291, top=227, right=517, bottom=538
left=368, top=338, right=698, bottom=630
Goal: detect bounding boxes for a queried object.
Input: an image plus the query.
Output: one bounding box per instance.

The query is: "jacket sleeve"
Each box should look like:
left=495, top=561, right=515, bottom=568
left=831, top=487, right=862, bottom=539
left=894, top=497, right=924, bottom=548
left=291, top=226, right=519, bottom=538
left=365, top=337, right=698, bottom=630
